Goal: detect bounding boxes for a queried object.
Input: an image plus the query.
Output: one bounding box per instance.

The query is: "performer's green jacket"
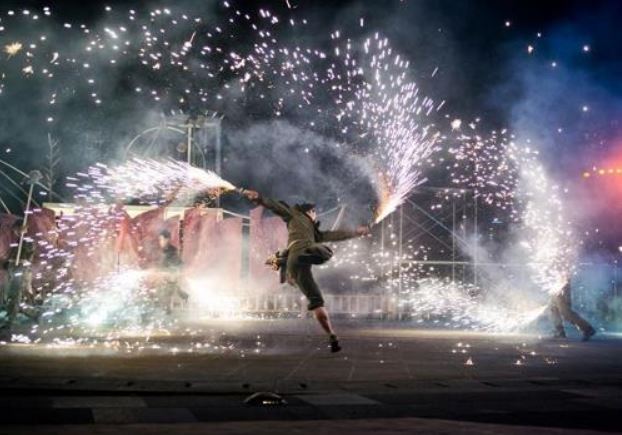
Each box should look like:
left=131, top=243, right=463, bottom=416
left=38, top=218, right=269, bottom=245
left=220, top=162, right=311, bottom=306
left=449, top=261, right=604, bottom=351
left=255, top=196, right=358, bottom=256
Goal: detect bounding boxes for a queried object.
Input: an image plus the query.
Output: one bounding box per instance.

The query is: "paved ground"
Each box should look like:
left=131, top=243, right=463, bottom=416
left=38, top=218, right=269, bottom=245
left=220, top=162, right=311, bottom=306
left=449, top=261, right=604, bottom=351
left=0, top=319, right=620, bottom=433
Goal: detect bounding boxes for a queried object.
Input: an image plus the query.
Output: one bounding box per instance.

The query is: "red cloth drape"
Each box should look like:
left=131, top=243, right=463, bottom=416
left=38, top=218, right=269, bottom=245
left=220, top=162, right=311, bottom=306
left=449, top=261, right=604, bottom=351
left=2, top=205, right=249, bottom=293
left=180, top=210, right=243, bottom=290
left=163, top=215, right=181, bottom=248
left=208, top=217, right=242, bottom=291
left=181, top=207, right=202, bottom=268
left=0, top=213, right=18, bottom=261
left=109, top=206, right=140, bottom=268
left=182, top=208, right=218, bottom=275
left=249, top=206, right=288, bottom=288
left=0, top=213, right=18, bottom=287
left=132, top=207, right=166, bottom=267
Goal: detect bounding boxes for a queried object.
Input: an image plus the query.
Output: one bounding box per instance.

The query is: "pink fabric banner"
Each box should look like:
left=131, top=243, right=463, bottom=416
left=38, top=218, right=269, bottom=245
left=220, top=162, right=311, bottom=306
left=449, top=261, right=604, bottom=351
left=164, top=215, right=181, bottom=248
left=0, top=213, right=18, bottom=289
left=181, top=207, right=202, bottom=267
left=180, top=210, right=243, bottom=290
left=2, top=205, right=247, bottom=294
left=182, top=207, right=218, bottom=275
left=132, top=207, right=166, bottom=268
left=249, top=206, right=288, bottom=289
left=110, top=206, right=140, bottom=268
left=209, top=217, right=242, bottom=291
left=0, top=213, right=18, bottom=262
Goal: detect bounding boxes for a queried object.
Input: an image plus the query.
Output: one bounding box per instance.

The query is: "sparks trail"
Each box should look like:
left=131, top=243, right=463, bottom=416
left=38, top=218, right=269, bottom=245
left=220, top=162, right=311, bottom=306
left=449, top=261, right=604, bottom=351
left=0, top=3, right=440, bottom=224
left=327, top=32, right=441, bottom=224
left=85, top=158, right=237, bottom=203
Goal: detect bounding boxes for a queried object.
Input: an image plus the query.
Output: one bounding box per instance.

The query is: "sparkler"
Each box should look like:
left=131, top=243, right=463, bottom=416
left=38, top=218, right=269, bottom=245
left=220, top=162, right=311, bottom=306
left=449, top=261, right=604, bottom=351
left=90, top=158, right=237, bottom=201
left=326, top=32, right=440, bottom=224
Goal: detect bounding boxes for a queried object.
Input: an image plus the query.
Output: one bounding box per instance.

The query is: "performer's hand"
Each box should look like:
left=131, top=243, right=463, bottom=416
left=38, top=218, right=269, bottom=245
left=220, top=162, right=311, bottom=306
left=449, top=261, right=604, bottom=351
left=356, top=225, right=371, bottom=236
left=243, top=189, right=260, bottom=201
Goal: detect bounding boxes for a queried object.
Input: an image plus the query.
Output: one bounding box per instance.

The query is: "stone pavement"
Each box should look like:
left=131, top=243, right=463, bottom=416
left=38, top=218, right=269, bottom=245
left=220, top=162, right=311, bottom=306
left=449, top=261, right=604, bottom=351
left=0, top=320, right=620, bottom=433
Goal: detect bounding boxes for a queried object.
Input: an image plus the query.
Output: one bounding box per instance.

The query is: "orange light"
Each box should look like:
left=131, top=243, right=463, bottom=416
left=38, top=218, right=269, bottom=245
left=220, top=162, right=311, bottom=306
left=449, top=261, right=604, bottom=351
left=583, top=172, right=591, bottom=178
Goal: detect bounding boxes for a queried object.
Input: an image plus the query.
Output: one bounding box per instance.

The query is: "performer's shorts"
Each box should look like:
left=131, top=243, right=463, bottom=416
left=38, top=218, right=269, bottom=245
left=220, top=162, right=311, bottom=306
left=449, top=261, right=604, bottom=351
left=292, top=264, right=324, bottom=311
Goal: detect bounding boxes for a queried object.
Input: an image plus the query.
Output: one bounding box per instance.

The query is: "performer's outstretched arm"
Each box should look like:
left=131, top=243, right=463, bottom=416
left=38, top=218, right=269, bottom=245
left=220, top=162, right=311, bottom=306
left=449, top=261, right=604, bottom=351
left=241, top=190, right=292, bottom=219
left=320, top=225, right=370, bottom=242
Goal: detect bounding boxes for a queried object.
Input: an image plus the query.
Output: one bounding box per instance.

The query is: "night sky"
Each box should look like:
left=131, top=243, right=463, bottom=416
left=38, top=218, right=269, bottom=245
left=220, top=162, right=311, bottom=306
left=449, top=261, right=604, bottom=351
left=0, top=0, right=621, bottom=250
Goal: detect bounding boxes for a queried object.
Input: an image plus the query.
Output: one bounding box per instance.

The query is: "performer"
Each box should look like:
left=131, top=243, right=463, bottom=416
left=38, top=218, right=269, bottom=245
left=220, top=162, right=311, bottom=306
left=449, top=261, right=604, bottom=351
left=550, top=281, right=596, bottom=341
left=1, top=220, right=38, bottom=337
left=241, top=190, right=370, bottom=353
left=157, top=229, right=188, bottom=314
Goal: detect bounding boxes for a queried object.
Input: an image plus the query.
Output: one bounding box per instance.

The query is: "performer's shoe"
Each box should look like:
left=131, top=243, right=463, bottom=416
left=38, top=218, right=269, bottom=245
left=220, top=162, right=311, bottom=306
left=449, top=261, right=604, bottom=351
left=581, top=326, right=596, bottom=342
left=329, top=334, right=342, bottom=353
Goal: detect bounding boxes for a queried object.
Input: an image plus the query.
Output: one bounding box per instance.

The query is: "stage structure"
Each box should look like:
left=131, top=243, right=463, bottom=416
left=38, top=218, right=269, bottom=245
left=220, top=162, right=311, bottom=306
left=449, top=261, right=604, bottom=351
left=0, top=158, right=60, bottom=214
left=124, top=113, right=223, bottom=174
left=375, top=187, right=479, bottom=292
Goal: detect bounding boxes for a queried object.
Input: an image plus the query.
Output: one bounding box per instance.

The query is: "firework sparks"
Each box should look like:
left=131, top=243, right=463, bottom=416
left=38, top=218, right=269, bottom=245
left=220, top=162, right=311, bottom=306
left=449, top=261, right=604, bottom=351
left=4, top=42, right=22, bottom=57
left=0, top=2, right=581, bottom=345
left=89, top=158, right=237, bottom=202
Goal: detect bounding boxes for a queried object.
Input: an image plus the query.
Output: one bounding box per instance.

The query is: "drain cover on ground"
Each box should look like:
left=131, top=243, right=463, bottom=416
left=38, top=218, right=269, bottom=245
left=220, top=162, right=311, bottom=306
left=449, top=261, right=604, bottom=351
left=244, top=391, right=287, bottom=406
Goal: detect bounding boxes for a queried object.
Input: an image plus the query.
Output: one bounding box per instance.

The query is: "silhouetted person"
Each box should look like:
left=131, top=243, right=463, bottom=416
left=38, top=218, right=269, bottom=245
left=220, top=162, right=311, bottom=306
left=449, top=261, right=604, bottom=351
left=242, top=189, right=369, bottom=353
left=1, top=220, right=38, bottom=337
left=550, top=281, right=595, bottom=341
left=157, top=229, right=188, bottom=314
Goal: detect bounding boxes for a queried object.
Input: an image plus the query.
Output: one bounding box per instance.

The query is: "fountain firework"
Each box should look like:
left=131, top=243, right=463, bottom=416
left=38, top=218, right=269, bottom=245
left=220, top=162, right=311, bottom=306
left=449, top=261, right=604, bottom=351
left=0, top=2, right=440, bottom=223
left=83, top=158, right=237, bottom=203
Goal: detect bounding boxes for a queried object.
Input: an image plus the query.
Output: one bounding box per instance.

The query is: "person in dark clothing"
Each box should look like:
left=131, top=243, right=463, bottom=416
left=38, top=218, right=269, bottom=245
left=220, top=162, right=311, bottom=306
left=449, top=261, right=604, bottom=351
left=242, top=190, right=370, bottom=353
left=159, top=229, right=182, bottom=269
left=157, top=229, right=188, bottom=314
left=550, top=281, right=596, bottom=341
left=1, top=220, right=38, bottom=336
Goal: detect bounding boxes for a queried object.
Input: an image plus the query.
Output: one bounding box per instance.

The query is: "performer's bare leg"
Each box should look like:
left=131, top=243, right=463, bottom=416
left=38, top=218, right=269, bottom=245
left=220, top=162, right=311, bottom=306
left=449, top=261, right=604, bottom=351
left=313, top=307, right=341, bottom=352
left=313, top=306, right=335, bottom=335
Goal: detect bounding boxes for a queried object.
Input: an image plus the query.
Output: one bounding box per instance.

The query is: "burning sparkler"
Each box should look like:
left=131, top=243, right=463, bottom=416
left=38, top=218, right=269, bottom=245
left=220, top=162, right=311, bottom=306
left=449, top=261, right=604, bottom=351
left=88, top=158, right=237, bottom=202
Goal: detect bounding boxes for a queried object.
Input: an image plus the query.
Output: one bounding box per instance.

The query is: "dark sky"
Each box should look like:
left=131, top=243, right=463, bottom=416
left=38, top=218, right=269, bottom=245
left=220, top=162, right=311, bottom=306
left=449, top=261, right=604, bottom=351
left=0, top=0, right=620, bottom=242
left=9, top=0, right=619, bottom=115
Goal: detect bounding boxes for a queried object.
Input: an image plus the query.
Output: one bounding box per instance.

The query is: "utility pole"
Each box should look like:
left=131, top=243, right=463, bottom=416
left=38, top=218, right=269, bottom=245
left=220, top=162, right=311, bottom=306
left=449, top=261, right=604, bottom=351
left=473, top=190, right=478, bottom=287
left=16, top=170, right=42, bottom=266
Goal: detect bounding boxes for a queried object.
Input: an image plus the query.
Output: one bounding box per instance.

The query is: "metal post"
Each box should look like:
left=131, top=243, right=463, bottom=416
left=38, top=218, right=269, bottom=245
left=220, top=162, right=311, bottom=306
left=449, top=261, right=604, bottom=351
left=452, top=197, right=456, bottom=283
left=214, top=120, right=222, bottom=208
left=186, top=124, right=193, bottom=165
left=380, top=218, right=385, bottom=281
left=462, top=191, right=467, bottom=283
left=398, top=204, right=403, bottom=295
left=15, top=182, right=35, bottom=266
left=397, top=204, right=404, bottom=320
left=473, top=190, right=478, bottom=287
left=614, top=260, right=619, bottom=298
left=215, top=120, right=222, bottom=176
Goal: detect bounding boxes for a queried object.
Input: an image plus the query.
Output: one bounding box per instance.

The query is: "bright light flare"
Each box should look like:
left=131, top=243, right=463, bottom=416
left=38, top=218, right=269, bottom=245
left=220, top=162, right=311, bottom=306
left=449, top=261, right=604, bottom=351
left=4, top=42, right=23, bottom=57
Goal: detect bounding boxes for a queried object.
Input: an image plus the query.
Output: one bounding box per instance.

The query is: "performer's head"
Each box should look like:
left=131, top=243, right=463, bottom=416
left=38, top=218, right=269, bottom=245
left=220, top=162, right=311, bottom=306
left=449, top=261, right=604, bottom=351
left=11, top=219, right=24, bottom=236
left=299, top=203, right=317, bottom=222
left=158, top=229, right=172, bottom=249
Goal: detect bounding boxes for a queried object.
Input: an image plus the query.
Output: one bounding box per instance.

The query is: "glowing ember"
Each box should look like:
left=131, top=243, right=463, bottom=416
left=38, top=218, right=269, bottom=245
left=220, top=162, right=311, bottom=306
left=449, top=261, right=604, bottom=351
left=4, top=42, right=22, bottom=57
